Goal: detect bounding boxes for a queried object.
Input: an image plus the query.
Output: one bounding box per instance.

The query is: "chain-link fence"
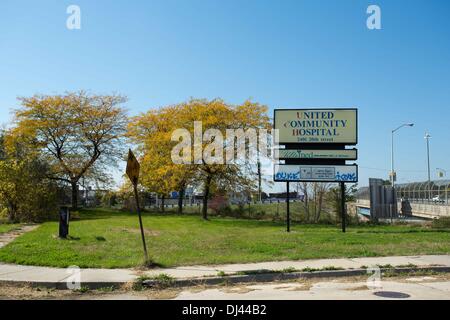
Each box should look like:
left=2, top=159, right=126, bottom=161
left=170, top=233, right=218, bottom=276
left=356, top=180, right=450, bottom=205
left=396, top=180, right=450, bottom=205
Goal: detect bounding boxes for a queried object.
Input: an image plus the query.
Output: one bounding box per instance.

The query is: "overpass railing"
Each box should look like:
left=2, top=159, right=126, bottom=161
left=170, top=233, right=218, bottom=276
left=396, top=180, right=449, bottom=205
left=356, top=180, right=450, bottom=205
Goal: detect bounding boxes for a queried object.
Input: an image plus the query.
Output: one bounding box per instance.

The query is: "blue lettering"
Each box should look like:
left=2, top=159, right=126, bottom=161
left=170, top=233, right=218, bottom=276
left=276, top=171, right=300, bottom=181
left=335, top=171, right=357, bottom=182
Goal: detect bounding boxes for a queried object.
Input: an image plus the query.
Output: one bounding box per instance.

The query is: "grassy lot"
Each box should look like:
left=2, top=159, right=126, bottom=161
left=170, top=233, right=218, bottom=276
left=148, top=201, right=312, bottom=222
left=0, top=208, right=449, bottom=269
left=0, top=224, right=21, bottom=235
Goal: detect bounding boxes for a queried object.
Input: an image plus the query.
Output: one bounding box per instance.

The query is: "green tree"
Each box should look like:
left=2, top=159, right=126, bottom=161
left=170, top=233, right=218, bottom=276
left=0, top=131, right=58, bottom=222
left=328, top=183, right=358, bottom=223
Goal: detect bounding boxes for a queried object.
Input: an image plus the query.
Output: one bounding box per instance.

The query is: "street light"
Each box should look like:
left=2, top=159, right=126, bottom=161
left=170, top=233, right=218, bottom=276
left=391, top=123, right=414, bottom=188
left=424, top=132, right=433, bottom=201
left=436, top=168, right=446, bottom=178
left=424, top=133, right=431, bottom=183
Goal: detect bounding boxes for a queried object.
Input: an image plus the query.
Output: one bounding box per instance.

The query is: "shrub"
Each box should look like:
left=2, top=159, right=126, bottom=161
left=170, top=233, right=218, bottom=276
left=431, top=217, right=450, bottom=229
left=0, top=131, right=59, bottom=222
left=208, top=195, right=228, bottom=214
left=101, top=191, right=118, bottom=208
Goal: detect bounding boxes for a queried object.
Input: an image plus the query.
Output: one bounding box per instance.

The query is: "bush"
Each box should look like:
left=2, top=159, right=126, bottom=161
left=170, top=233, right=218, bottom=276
left=0, top=161, right=59, bottom=223
left=208, top=195, right=228, bottom=214
left=431, top=217, right=450, bottom=229
left=101, top=191, right=118, bottom=208
left=0, top=132, right=59, bottom=222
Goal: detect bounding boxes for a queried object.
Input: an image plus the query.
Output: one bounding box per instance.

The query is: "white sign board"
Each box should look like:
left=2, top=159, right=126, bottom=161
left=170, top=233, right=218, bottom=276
left=274, top=109, right=357, bottom=144
left=274, top=164, right=358, bottom=182
left=277, top=149, right=357, bottom=160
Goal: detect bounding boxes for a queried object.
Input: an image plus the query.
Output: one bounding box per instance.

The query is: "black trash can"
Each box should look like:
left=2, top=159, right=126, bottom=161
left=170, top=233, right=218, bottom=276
left=59, top=206, right=70, bottom=238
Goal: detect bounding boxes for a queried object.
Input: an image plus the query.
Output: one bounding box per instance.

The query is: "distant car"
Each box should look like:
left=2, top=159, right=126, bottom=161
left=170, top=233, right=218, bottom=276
left=432, top=195, right=445, bottom=203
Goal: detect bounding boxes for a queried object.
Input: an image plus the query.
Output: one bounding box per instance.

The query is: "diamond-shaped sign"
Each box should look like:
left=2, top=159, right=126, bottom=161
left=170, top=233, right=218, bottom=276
left=126, top=149, right=140, bottom=186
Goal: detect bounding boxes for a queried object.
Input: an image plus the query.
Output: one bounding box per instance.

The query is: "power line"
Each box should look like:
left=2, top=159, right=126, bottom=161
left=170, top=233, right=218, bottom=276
left=359, top=166, right=432, bottom=173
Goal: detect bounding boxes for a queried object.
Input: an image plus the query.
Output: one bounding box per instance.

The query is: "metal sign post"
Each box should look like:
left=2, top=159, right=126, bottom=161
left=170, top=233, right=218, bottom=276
left=126, top=149, right=149, bottom=263
left=340, top=182, right=346, bottom=233
left=59, top=206, right=70, bottom=238
left=286, top=182, right=290, bottom=233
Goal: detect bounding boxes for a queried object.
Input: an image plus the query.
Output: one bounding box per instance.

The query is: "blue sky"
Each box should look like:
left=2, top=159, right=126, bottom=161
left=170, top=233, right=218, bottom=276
left=1, top=0, right=449, bottom=190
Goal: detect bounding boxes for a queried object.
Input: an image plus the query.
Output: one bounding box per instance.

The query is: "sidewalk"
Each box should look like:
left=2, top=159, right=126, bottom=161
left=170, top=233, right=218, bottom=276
left=0, top=225, right=38, bottom=249
left=1, top=255, right=449, bottom=288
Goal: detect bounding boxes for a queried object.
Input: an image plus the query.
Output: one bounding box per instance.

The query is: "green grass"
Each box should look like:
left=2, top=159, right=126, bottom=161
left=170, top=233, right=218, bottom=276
left=226, top=201, right=310, bottom=221
left=0, top=208, right=449, bottom=269
left=0, top=224, right=21, bottom=235
left=144, top=201, right=309, bottom=221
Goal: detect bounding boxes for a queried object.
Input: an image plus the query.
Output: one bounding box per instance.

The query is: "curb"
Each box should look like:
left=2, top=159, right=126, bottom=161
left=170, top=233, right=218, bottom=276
left=0, top=280, right=126, bottom=290
left=142, top=266, right=450, bottom=289
left=1, top=266, right=449, bottom=290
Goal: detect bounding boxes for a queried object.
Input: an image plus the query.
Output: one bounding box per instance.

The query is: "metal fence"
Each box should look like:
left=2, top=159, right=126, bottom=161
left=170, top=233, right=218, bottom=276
left=356, top=180, right=450, bottom=205
left=396, top=180, right=450, bottom=204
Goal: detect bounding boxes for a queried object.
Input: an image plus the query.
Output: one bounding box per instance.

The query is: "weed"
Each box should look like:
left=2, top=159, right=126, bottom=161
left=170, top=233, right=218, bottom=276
left=217, top=270, right=227, bottom=277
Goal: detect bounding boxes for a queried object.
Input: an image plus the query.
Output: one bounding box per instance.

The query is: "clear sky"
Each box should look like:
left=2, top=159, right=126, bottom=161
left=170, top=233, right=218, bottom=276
left=1, top=0, right=449, bottom=191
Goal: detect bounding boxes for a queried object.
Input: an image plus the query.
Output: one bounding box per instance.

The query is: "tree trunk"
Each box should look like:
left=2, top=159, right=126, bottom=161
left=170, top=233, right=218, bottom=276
left=178, top=188, right=185, bottom=214
left=7, top=202, right=17, bottom=223
left=257, top=160, right=262, bottom=202
left=202, top=175, right=212, bottom=220
left=301, top=182, right=310, bottom=222
left=315, top=192, right=323, bottom=222
left=71, top=181, right=78, bottom=210
left=161, top=195, right=165, bottom=213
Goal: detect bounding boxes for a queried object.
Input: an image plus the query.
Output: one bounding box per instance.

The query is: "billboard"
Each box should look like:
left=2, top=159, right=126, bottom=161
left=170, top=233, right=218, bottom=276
left=274, top=109, right=357, bottom=144
left=274, top=164, right=358, bottom=182
left=276, top=148, right=357, bottom=160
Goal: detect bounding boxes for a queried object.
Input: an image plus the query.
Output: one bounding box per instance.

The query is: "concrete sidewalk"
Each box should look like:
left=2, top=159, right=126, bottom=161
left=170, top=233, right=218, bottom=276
left=0, top=255, right=449, bottom=288
left=0, top=225, right=38, bottom=249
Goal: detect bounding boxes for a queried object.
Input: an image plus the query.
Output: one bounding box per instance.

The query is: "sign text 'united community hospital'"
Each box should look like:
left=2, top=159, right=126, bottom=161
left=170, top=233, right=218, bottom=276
left=274, top=109, right=357, bottom=144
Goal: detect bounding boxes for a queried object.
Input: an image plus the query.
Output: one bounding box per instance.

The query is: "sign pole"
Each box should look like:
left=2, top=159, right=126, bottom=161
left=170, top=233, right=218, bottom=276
left=126, top=149, right=149, bottom=264
left=134, top=183, right=148, bottom=262
left=340, top=181, right=346, bottom=233
left=286, top=181, right=290, bottom=233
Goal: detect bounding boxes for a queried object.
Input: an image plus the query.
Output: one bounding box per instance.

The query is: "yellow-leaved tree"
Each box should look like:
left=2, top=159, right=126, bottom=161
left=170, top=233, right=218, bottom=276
left=128, top=106, right=196, bottom=213
left=128, top=98, right=271, bottom=219
left=11, top=91, right=128, bottom=209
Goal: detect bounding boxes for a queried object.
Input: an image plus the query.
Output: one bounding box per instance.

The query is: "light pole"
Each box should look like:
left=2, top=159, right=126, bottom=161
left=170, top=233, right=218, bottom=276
left=425, top=133, right=431, bottom=201
left=436, top=168, right=446, bottom=178
left=391, top=123, right=414, bottom=188
left=425, top=133, right=431, bottom=182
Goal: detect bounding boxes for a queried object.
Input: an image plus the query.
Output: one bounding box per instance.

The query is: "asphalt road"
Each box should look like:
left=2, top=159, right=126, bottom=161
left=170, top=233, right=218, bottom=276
left=1, top=274, right=450, bottom=300
left=173, top=276, right=450, bottom=300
